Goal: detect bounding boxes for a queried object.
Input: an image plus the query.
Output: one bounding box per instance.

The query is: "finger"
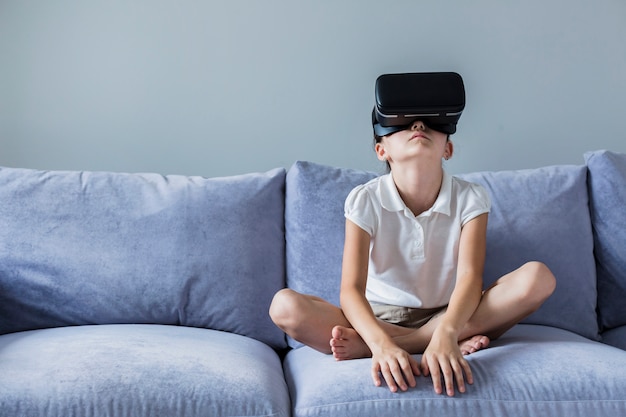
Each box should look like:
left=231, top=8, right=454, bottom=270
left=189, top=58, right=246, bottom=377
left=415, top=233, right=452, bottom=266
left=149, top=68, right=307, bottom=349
left=461, top=357, right=473, bottom=385
left=398, top=357, right=416, bottom=389
left=420, top=355, right=430, bottom=377
left=389, top=362, right=408, bottom=392
left=439, top=360, right=455, bottom=397
left=451, top=359, right=466, bottom=394
left=410, top=355, right=422, bottom=377
left=426, top=357, right=443, bottom=395
left=382, top=365, right=399, bottom=393
left=371, top=363, right=383, bottom=387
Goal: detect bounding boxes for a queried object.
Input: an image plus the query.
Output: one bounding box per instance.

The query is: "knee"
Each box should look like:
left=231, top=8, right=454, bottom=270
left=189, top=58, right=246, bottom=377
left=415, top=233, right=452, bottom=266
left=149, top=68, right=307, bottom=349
left=519, top=261, right=556, bottom=304
left=269, top=288, right=302, bottom=330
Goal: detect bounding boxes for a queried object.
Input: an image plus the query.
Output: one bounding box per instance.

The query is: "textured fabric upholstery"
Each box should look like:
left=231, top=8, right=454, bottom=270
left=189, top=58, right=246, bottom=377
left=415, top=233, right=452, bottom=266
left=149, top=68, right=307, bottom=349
left=0, top=166, right=287, bottom=348
left=285, top=161, right=598, bottom=342
left=284, top=325, right=626, bottom=417
left=0, top=325, right=290, bottom=417
left=585, top=150, right=626, bottom=330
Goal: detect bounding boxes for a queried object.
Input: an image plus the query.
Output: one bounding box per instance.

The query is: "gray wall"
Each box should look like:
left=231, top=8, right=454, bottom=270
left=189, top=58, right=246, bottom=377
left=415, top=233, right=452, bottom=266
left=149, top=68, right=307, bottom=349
left=1, top=0, right=625, bottom=177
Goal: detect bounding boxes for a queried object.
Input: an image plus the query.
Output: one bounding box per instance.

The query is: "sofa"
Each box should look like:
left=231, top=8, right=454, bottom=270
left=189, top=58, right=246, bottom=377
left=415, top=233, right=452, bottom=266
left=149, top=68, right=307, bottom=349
left=0, top=149, right=625, bottom=417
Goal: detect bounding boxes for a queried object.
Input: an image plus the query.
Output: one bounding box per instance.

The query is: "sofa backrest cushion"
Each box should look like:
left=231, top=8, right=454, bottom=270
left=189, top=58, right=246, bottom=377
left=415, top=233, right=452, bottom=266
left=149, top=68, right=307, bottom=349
left=601, top=325, right=626, bottom=351
left=285, top=162, right=376, bottom=347
left=460, top=165, right=598, bottom=341
left=585, top=150, right=626, bottom=331
left=0, top=166, right=287, bottom=349
left=285, top=161, right=598, bottom=346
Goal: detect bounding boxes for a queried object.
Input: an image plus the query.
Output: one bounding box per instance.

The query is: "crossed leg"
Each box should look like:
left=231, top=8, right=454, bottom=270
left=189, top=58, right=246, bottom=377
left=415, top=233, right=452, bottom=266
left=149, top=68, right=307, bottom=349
left=269, top=261, right=556, bottom=360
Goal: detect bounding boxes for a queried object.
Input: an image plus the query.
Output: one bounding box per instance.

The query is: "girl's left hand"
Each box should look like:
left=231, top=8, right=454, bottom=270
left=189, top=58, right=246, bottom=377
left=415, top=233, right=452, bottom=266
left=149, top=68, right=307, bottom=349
left=420, top=328, right=473, bottom=396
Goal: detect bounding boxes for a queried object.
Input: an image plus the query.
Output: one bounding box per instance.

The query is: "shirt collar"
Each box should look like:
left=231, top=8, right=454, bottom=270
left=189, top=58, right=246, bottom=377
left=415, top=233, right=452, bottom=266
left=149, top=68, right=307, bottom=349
left=379, top=170, right=452, bottom=216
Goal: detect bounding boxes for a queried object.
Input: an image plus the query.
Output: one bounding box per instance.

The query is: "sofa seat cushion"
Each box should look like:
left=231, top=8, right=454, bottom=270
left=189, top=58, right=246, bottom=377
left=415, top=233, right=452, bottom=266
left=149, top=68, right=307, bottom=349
left=585, top=150, right=626, bottom=330
left=0, top=324, right=290, bottom=417
left=283, top=325, right=626, bottom=417
left=0, top=166, right=287, bottom=349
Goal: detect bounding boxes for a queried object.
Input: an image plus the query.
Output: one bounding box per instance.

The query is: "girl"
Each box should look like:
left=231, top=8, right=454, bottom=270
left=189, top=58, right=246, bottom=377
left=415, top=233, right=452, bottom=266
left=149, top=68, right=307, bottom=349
left=270, top=112, right=555, bottom=397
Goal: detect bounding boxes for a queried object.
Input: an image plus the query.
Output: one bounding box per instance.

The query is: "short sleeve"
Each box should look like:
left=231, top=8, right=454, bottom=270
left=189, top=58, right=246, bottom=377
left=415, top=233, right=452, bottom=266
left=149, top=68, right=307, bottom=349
left=460, top=182, right=491, bottom=226
left=344, top=184, right=377, bottom=236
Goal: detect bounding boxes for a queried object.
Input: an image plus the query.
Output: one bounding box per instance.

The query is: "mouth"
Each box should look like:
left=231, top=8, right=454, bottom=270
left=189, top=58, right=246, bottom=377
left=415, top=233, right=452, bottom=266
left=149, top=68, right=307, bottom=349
left=410, top=133, right=429, bottom=141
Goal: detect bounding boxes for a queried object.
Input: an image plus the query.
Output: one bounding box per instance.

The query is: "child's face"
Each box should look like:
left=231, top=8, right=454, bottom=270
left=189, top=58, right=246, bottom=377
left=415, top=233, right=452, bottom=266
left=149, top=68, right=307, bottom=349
left=375, top=120, right=452, bottom=165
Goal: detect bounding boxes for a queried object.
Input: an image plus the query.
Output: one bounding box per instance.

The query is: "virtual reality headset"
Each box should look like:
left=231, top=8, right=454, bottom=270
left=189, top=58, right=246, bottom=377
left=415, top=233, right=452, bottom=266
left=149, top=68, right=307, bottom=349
left=372, top=72, right=465, bottom=136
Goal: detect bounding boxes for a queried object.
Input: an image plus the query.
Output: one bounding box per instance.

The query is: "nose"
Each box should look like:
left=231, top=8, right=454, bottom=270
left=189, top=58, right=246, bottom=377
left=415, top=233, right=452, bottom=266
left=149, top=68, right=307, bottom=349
left=411, top=120, right=426, bottom=131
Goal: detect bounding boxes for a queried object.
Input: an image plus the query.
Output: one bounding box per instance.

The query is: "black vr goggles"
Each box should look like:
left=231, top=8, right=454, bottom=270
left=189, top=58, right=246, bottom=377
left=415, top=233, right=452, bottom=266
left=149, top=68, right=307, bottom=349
left=372, top=72, right=465, bottom=136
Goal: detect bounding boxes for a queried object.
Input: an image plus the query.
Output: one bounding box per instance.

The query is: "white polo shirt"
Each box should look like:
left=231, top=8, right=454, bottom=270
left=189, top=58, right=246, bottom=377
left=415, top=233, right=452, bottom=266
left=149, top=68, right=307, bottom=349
left=344, top=171, right=491, bottom=309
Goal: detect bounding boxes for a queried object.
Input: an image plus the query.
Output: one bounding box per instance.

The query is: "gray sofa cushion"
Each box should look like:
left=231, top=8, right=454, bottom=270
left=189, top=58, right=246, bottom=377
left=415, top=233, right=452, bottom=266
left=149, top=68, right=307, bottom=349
left=285, top=161, right=377, bottom=310
left=602, top=325, right=626, bottom=350
left=0, top=324, right=290, bottom=417
left=461, top=165, right=598, bottom=340
left=585, top=150, right=626, bottom=330
left=283, top=325, right=626, bottom=417
left=285, top=161, right=598, bottom=343
left=0, top=167, right=287, bottom=349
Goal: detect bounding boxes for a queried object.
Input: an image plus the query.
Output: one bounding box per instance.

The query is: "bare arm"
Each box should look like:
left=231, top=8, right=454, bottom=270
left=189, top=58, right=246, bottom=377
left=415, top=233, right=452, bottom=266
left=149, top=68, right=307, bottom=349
left=339, top=220, right=382, bottom=346
left=340, top=220, right=421, bottom=392
left=421, top=213, right=488, bottom=396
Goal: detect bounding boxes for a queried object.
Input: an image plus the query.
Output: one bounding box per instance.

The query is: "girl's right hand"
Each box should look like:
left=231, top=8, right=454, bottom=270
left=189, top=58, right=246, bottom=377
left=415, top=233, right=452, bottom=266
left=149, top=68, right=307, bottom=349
left=371, top=342, right=421, bottom=392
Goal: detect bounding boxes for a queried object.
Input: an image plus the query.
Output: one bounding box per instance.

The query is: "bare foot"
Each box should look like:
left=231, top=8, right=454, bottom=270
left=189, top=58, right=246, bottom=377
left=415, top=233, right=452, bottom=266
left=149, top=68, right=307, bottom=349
left=459, top=335, right=490, bottom=355
left=330, top=326, right=371, bottom=360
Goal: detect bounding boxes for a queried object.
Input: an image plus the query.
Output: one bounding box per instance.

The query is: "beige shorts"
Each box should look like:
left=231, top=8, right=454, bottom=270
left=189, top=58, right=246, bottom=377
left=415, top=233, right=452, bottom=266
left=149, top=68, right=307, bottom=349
left=371, top=304, right=447, bottom=329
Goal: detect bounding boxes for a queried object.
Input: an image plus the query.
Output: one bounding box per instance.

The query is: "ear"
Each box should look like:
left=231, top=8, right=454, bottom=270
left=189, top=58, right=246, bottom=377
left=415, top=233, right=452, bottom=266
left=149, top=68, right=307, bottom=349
left=444, top=140, right=454, bottom=160
left=375, top=142, right=387, bottom=162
